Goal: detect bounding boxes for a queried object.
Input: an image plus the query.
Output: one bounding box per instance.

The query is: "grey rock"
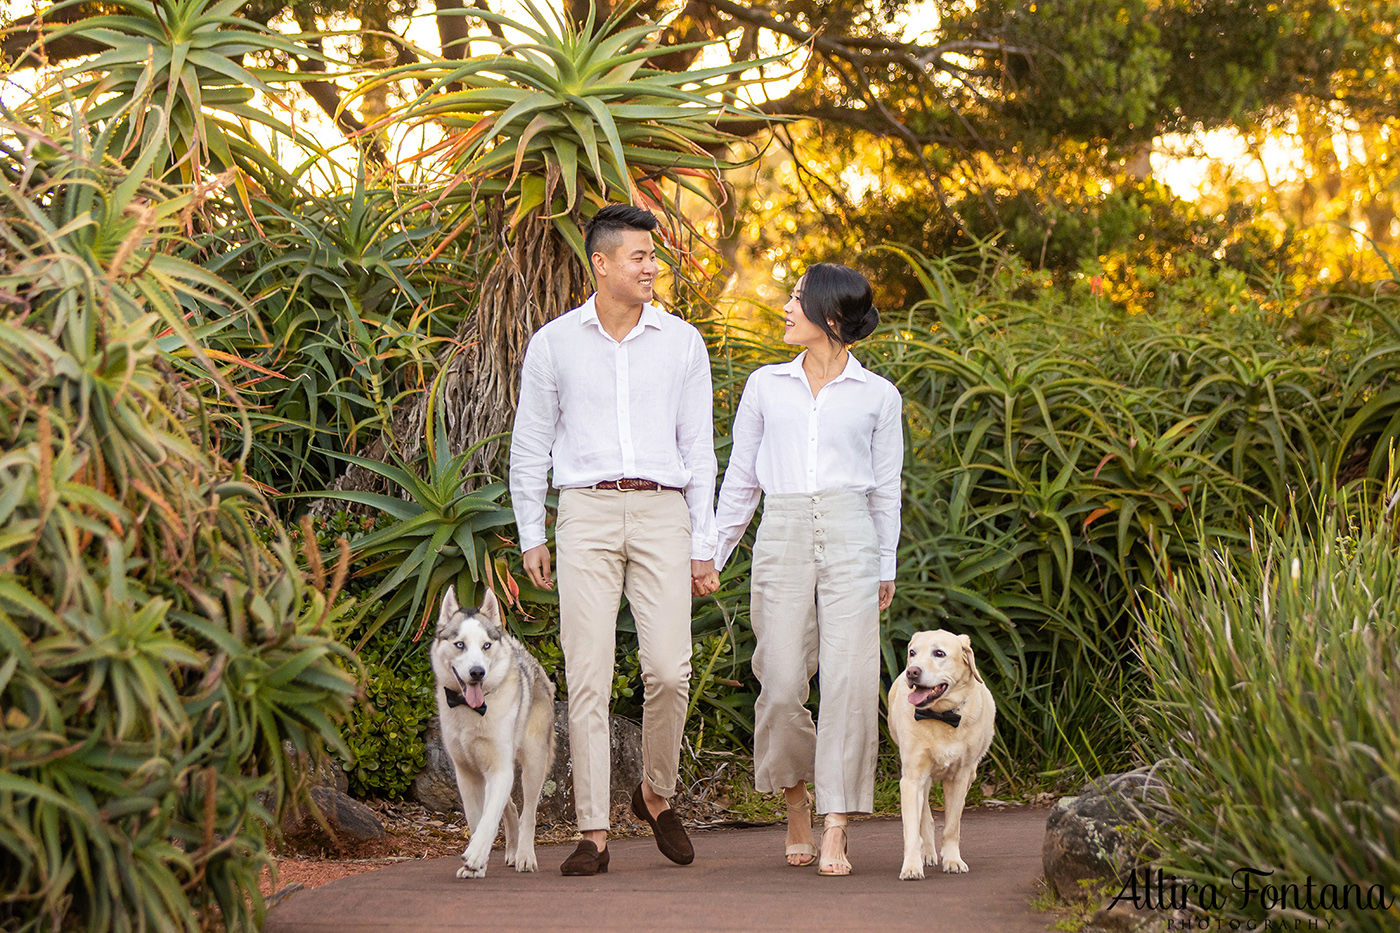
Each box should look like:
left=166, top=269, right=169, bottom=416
left=539, top=700, right=645, bottom=824
left=411, top=721, right=462, bottom=814
left=1042, top=769, right=1170, bottom=902
left=279, top=787, right=385, bottom=853
left=258, top=743, right=350, bottom=816
left=1087, top=901, right=1170, bottom=933
left=281, top=740, right=349, bottom=794
left=412, top=701, right=646, bottom=825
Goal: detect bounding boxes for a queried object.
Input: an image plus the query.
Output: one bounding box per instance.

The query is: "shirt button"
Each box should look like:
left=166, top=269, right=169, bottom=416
left=814, top=513, right=823, bottom=520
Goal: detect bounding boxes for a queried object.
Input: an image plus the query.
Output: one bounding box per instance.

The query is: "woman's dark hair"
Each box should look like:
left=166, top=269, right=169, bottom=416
left=798, top=263, right=879, bottom=344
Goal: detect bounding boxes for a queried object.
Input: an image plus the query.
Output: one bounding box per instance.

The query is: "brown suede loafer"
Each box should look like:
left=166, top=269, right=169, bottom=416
left=560, top=839, right=610, bottom=876
left=630, top=784, right=694, bottom=865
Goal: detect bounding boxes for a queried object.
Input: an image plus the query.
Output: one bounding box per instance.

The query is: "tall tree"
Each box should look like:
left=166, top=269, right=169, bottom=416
left=343, top=0, right=771, bottom=474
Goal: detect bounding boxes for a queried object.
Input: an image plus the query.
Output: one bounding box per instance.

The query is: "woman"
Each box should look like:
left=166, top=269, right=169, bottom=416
left=714, top=263, right=903, bottom=876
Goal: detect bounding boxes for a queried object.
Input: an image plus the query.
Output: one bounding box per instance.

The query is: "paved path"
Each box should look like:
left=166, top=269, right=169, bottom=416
left=266, top=807, right=1053, bottom=933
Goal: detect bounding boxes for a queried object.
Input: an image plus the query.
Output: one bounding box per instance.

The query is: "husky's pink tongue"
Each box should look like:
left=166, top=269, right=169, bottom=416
left=908, top=686, right=936, bottom=706
left=464, top=684, right=486, bottom=709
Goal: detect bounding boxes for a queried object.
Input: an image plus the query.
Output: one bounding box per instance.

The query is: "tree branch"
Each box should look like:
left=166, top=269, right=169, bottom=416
left=1, top=5, right=103, bottom=69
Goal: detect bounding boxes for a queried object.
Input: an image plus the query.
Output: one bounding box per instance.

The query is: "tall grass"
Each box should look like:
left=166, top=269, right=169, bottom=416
left=1132, top=488, right=1400, bottom=930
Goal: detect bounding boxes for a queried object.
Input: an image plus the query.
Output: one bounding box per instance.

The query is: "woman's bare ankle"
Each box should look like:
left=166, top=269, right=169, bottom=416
left=783, top=785, right=815, bottom=865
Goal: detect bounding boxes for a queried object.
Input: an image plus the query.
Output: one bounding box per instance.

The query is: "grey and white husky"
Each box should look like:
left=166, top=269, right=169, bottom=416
left=431, top=586, right=556, bottom=878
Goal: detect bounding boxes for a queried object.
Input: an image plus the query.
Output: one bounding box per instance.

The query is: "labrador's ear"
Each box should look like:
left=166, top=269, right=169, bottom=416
left=958, top=633, right=984, bottom=684
left=436, top=585, right=460, bottom=638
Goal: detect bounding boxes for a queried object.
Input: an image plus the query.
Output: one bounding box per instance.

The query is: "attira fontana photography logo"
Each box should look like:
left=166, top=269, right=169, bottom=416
left=1107, top=867, right=1396, bottom=929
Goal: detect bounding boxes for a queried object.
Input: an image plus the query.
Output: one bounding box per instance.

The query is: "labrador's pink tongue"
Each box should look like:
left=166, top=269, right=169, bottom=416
left=464, top=684, right=485, bottom=708
left=908, top=686, right=935, bottom=706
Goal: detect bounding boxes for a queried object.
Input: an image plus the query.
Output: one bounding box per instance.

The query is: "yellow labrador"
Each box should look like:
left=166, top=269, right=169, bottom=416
left=886, top=630, right=996, bottom=880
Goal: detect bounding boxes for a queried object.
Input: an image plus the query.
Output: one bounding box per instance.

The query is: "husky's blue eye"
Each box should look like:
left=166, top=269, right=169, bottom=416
left=454, top=641, right=465, bottom=650
left=482, top=642, right=492, bottom=650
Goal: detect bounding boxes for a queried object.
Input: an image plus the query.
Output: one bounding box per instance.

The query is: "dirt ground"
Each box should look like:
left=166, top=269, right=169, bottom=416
left=260, top=794, right=744, bottom=900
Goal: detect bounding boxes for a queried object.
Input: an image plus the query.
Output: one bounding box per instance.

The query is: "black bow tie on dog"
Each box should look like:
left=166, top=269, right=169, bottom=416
left=914, top=706, right=961, bottom=727
left=444, top=686, right=487, bottom=716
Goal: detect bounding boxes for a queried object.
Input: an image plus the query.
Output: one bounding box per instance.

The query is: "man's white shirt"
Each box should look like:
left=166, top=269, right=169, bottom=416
left=714, top=351, right=903, bottom=578
left=509, top=295, right=718, bottom=560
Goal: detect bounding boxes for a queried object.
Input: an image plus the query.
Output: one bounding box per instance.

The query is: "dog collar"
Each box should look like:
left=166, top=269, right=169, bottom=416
left=444, top=686, right=487, bottom=716
left=914, top=705, right=961, bottom=727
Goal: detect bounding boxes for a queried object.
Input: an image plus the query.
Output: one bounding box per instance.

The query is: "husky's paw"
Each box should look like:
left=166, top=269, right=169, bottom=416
left=513, top=849, right=538, bottom=873
left=899, top=859, right=926, bottom=881
left=921, top=845, right=938, bottom=866
left=503, top=848, right=518, bottom=868
left=457, top=849, right=488, bottom=879
left=941, top=854, right=969, bottom=873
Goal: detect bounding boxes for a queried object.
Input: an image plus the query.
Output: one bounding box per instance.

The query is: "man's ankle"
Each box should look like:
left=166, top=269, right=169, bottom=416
left=582, top=829, right=607, bottom=849
left=640, top=782, right=668, bottom=817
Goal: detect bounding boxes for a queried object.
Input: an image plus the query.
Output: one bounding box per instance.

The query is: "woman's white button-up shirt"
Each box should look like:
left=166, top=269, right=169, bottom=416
left=714, top=351, right=903, bottom=578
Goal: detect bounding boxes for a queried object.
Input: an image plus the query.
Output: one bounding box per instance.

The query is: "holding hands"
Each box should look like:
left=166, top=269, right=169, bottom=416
left=691, top=559, right=720, bottom=597
left=531, top=545, right=885, bottom=607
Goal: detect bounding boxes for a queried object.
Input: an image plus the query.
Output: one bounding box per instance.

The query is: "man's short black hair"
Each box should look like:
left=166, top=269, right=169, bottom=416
left=584, top=203, right=659, bottom=271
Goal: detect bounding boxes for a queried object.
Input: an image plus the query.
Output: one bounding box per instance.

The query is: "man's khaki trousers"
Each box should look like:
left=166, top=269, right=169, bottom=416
left=555, top=488, right=693, bottom=832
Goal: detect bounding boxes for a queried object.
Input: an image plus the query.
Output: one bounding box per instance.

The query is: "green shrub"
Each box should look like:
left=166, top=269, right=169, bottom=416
left=0, top=112, right=355, bottom=932
left=1133, top=490, right=1400, bottom=931
left=342, top=642, right=434, bottom=799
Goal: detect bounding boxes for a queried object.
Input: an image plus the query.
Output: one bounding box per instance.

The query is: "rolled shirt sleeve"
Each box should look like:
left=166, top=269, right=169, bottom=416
left=677, top=329, right=718, bottom=561
left=868, top=383, right=904, bottom=580
left=713, top=375, right=764, bottom=571
left=508, top=334, right=557, bottom=554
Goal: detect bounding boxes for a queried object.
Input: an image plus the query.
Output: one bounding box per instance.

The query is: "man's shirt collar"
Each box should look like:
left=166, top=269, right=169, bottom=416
left=578, top=295, right=664, bottom=339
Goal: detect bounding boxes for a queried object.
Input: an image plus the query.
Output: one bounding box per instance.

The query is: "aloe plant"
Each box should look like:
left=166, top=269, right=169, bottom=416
left=0, top=108, right=355, bottom=933
left=339, top=0, right=776, bottom=476
left=193, top=171, right=468, bottom=496
left=307, top=390, right=520, bottom=658
left=20, top=0, right=335, bottom=191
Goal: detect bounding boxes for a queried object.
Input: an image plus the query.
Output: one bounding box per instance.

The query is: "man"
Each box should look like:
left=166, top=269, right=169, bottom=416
left=509, top=204, right=721, bottom=876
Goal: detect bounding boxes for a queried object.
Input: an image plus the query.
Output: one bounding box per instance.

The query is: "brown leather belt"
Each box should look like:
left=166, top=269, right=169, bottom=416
left=591, top=479, right=684, bottom=493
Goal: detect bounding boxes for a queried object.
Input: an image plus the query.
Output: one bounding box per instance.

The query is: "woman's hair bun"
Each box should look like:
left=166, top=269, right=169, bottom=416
left=846, top=305, right=879, bottom=342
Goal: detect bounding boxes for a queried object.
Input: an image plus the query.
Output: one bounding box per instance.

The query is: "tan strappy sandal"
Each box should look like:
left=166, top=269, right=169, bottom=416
left=784, top=788, right=818, bottom=867
left=817, top=814, right=852, bottom=876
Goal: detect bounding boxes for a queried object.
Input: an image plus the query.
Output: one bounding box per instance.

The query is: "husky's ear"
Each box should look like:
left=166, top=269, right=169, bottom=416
left=478, top=588, right=501, bottom=627
left=958, top=633, right=984, bottom=684
left=436, top=586, right=460, bottom=637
